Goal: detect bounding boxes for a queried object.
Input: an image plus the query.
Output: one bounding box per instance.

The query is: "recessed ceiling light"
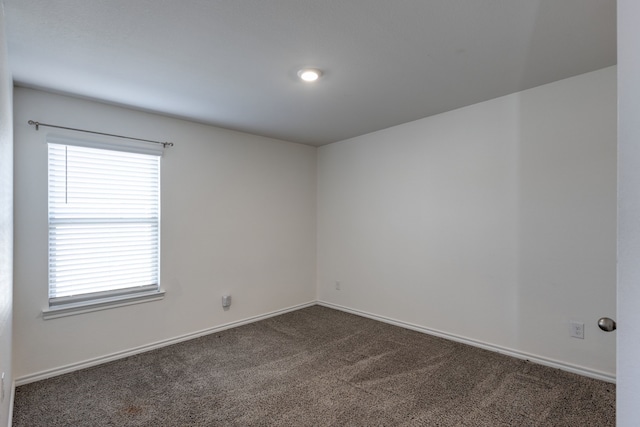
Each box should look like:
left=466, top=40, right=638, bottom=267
left=297, top=68, right=322, bottom=82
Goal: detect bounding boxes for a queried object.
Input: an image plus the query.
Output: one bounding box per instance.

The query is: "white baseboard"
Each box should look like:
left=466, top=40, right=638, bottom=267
left=15, top=300, right=616, bottom=387
left=15, top=301, right=316, bottom=386
left=7, top=380, right=15, bottom=427
left=317, top=300, right=616, bottom=384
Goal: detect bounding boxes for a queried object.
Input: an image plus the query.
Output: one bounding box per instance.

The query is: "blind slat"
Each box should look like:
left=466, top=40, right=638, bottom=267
left=48, top=141, right=161, bottom=303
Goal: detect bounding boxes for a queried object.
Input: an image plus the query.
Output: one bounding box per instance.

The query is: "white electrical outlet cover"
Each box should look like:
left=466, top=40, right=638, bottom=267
left=222, top=295, right=232, bottom=307
left=570, top=321, right=585, bottom=339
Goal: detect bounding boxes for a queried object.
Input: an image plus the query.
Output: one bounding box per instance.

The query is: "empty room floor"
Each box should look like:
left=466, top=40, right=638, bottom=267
left=13, top=306, right=615, bottom=426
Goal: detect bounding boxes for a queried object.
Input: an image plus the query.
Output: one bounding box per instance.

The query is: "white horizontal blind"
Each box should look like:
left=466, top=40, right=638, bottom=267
left=48, top=141, right=160, bottom=307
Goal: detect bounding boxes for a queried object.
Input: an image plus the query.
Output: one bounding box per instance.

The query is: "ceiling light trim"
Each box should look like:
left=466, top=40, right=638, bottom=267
left=297, top=68, right=322, bottom=82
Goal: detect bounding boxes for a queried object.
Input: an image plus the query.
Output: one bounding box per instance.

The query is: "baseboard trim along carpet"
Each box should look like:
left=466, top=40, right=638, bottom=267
left=317, top=301, right=616, bottom=384
left=15, top=301, right=317, bottom=386
left=13, top=305, right=615, bottom=426
left=16, top=300, right=615, bottom=386
left=7, top=380, right=15, bottom=427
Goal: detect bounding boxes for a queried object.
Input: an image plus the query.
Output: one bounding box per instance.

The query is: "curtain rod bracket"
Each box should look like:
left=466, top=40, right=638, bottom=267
left=27, top=120, right=174, bottom=148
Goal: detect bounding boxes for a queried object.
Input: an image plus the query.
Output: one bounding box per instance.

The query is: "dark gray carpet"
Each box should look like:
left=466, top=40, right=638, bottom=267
left=13, top=306, right=615, bottom=426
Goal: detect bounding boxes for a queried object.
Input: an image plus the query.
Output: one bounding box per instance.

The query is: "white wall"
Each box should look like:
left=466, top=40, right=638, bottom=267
left=318, top=67, right=617, bottom=378
left=617, top=0, right=640, bottom=424
left=13, top=88, right=317, bottom=380
left=0, top=2, right=13, bottom=426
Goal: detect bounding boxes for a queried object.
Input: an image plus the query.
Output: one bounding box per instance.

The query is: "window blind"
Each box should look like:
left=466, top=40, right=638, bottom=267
left=48, top=139, right=161, bottom=307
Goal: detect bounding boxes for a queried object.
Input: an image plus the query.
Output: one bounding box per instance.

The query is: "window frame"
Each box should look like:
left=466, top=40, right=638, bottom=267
left=43, top=132, right=165, bottom=320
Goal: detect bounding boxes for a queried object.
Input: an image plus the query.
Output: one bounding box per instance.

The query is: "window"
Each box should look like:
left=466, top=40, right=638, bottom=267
left=45, top=134, right=164, bottom=318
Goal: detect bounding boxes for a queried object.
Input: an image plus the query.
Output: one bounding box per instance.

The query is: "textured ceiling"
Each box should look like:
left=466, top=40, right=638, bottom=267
left=4, top=0, right=616, bottom=146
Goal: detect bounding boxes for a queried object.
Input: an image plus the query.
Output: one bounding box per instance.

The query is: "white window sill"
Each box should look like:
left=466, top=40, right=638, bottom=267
left=42, top=290, right=166, bottom=320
